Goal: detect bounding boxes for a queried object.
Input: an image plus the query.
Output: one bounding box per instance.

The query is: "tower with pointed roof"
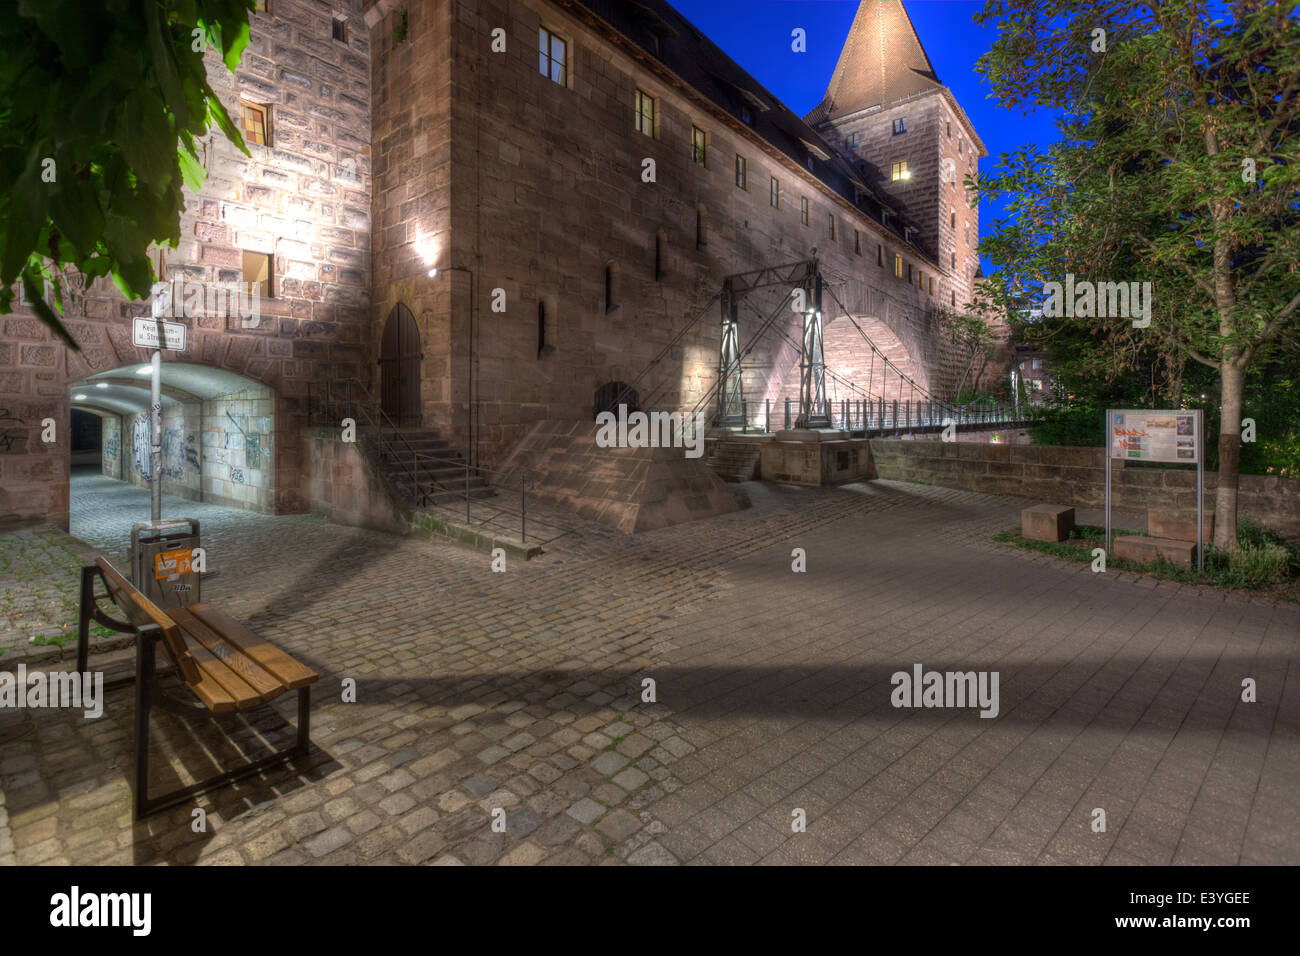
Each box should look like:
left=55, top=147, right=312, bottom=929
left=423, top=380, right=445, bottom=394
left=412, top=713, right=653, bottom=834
left=808, top=0, right=986, bottom=310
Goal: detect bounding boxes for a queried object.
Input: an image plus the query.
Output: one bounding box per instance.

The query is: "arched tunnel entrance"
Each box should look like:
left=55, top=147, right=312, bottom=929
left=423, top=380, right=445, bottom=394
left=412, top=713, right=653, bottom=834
left=67, top=363, right=276, bottom=529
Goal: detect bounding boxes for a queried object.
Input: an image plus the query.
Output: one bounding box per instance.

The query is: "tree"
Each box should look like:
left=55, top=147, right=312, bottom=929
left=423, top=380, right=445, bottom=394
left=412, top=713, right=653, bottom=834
left=939, top=299, right=999, bottom=398
left=973, top=0, right=1300, bottom=549
left=0, top=0, right=256, bottom=348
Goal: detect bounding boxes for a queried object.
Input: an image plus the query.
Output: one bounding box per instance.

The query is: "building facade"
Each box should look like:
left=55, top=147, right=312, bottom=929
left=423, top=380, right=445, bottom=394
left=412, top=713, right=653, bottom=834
left=0, top=0, right=997, bottom=530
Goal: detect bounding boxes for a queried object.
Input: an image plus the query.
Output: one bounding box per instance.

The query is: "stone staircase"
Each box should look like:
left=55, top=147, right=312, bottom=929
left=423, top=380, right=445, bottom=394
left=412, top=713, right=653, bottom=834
left=362, top=428, right=495, bottom=508
left=705, top=439, right=765, bottom=482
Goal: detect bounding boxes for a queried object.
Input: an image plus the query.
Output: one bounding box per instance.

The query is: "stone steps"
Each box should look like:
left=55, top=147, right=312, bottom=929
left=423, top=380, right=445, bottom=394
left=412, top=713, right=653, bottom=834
left=361, top=428, right=495, bottom=507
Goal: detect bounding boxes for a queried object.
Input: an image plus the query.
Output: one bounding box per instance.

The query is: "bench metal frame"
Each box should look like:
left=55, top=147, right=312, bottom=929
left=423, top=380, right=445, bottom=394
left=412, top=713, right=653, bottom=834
left=77, top=564, right=312, bottom=818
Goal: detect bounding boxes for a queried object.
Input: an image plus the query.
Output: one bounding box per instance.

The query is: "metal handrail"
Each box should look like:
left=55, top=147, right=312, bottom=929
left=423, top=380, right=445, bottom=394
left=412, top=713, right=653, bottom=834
left=306, top=379, right=530, bottom=542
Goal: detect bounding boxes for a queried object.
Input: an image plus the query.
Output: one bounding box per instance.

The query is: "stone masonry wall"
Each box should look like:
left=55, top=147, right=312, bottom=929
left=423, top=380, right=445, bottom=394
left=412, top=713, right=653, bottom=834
left=0, top=0, right=372, bottom=529
left=870, top=439, right=1300, bottom=536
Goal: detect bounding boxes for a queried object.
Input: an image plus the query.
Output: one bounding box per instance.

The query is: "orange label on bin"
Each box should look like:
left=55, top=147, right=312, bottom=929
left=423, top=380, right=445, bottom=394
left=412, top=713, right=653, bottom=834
left=154, top=548, right=192, bottom=580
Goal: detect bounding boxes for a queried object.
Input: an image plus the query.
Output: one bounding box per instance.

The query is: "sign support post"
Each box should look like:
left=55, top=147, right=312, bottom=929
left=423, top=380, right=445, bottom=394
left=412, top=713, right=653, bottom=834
left=151, top=346, right=161, bottom=523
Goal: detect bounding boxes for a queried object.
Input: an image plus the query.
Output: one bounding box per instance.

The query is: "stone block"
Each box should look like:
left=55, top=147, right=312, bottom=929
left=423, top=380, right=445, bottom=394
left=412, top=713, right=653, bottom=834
left=1022, top=504, right=1074, bottom=542
left=1148, top=509, right=1213, bottom=544
left=1114, top=534, right=1196, bottom=569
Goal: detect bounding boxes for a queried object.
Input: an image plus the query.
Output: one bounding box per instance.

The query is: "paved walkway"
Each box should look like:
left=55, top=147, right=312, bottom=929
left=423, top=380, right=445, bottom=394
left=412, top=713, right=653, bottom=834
left=0, top=470, right=1295, bottom=865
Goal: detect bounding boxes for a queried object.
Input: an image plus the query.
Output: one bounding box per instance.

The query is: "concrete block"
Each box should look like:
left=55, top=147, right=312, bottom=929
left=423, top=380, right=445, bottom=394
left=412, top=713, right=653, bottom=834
left=1114, top=534, right=1196, bottom=569
left=1022, top=503, right=1074, bottom=542
left=1148, top=509, right=1213, bottom=544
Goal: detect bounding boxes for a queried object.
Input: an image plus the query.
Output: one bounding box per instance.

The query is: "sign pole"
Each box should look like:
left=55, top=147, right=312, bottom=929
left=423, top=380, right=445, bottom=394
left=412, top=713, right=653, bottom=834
left=1197, top=409, right=1204, bottom=572
left=1104, top=408, right=1112, bottom=555
left=150, top=347, right=162, bottom=524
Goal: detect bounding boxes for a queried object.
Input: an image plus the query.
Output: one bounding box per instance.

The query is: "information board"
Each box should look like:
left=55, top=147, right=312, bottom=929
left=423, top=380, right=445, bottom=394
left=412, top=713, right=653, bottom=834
left=1109, top=409, right=1201, bottom=463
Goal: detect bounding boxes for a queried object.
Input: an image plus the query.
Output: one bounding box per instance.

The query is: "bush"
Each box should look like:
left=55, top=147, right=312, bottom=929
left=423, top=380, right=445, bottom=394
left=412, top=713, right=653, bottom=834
left=1225, top=544, right=1291, bottom=588
left=1026, top=406, right=1104, bottom=447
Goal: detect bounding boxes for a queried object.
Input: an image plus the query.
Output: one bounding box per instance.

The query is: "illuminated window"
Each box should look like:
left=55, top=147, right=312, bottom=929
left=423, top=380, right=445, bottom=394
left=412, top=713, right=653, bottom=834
left=894, top=253, right=903, bottom=279
left=242, top=251, right=273, bottom=297
left=240, top=101, right=270, bottom=146
left=635, top=89, right=656, bottom=137
left=891, top=161, right=908, bottom=181
left=692, top=126, right=707, bottom=166
left=539, top=27, right=568, bottom=86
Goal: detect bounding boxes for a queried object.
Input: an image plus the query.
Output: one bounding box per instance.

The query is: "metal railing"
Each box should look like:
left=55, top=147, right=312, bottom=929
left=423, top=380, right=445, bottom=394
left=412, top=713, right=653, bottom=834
left=718, top=397, right=1030, bottom=436
left=306, top=379, right=530, bottom=542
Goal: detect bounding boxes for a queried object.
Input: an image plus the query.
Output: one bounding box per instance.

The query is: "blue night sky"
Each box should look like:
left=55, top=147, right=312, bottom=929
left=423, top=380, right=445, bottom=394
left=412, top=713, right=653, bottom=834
left=667, top=0, right=1065, bottom=278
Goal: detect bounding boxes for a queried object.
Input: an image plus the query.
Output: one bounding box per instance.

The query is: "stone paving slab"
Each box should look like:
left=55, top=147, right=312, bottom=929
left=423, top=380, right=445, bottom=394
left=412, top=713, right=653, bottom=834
left=0, top=471, right=1295, bottom=866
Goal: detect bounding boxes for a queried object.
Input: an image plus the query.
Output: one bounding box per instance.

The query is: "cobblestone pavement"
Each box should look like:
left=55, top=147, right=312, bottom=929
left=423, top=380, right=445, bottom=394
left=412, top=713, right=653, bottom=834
left=1, top=470, right=1296, bottom=865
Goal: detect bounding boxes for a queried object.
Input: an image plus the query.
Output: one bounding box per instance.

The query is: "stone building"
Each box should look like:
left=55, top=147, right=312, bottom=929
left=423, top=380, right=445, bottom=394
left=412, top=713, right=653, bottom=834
left=0, top=0, right=996, bottom=531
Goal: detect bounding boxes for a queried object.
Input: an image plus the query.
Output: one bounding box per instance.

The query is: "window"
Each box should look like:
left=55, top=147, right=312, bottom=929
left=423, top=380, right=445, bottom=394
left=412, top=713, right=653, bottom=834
left=917, top=269, right=923, bottom=290
left=928, top=276, right=934, bottom=295
left=947, top=121, right=951, bottom=139
left=800, top=197, right=809, bottom=225
left=959, top=139, right=964, bottom=155
left=332, top=15, right=348, bottom=43
left=741, top=104, right=753, bottom=125
left=691, top=126, right=707, bottom=166
left=635, top=89, right=656, bottom=137
left=655, top=228, right=667, bottom=280
left=847, top=132, right=859, bottom=148
left=894, top=253, right=903, bottom=279
left=907, top=263, right=913, bottom=284
left=605, top=261, right=620, bottom=314
left=877, top=243, right=884, bottom=267
left=242, top=251, right=273, bottom=297
left=539, top=27, right=568, bottom=85
left=1032, top=358, right=1043, bottom=370
left=538, top=297, right=556, bottom=356
left=830, top=217, right=836, bottom=240
left=854, top=230, right=861, bottom=255
left=735, top=154, right=747, bottom=189
left=951, top=211, right=956, bottom=229
left=891, top=161, right=908, bottom=181
left=240, top=101, right=270, bottom=146
left=806, top=156, right=814, bottom=171
left=893, top=118, right=906, bottom=135
left=952, top=291, right=957, bottom=306
left=881, top=210, right=888, bottom=227
left=770, top=176, right=779, bottom=208
left=696, top=205, right=707, bottom=250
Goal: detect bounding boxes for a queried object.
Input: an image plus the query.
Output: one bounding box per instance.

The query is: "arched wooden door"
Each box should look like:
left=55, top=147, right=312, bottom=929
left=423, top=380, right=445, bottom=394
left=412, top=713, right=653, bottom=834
left=379, top=303, right=422, bottom=426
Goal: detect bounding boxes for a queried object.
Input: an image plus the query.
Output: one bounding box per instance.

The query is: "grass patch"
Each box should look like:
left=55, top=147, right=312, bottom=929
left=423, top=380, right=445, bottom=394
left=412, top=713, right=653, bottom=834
left=995, top=518, right=1300, bottom=601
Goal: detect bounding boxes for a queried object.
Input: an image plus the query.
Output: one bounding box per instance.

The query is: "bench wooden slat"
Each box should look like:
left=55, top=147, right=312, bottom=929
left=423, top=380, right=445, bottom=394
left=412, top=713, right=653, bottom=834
left=95, top=557, right=201, bottom=684
left=171, top=608, right=285, bottom=705
left=185, top=670, right=240, bottom=713
left=186, top=604, right=318, bottom=689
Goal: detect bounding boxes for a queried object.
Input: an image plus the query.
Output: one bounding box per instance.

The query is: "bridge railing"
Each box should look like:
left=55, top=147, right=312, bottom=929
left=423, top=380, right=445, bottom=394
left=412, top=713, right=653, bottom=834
left=725, top=398, right=1032, bottom=435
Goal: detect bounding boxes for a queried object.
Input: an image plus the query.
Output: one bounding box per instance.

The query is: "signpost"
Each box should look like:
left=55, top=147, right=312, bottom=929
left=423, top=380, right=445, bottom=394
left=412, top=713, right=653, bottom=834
left=133, top=316, right=186, bottom=524
left=1105, top=409, right=1205, bottom=571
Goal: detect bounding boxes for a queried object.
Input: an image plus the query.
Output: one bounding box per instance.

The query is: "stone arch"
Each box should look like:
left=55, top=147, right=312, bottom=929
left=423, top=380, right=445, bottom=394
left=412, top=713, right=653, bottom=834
left=593, top=381, right=639, bottom=418
left=821, top=313, right=928, bottom=403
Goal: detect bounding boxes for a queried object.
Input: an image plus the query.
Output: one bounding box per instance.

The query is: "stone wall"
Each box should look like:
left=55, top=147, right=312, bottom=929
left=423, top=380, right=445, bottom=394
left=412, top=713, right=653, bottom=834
left=100, top=414, right=122, bottom=480
left=0, top=0, right=372, bottom=529
left=870, top=439, right=1300, bottom=535
left=306, top=426, right=409, bottom=534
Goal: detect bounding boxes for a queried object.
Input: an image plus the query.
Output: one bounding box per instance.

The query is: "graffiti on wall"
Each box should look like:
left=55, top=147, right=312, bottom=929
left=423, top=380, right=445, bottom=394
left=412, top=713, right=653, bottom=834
left=161, top=424, right=185, bottom=479
left=245, top=434, right=260, bottom=470
left=185, top=435, right=199, bottom=469
left=0, top=408, right=27, bottom=454
left=230, top=468, right=245, bottom=484
left=132, top=414, right=151, bottom=480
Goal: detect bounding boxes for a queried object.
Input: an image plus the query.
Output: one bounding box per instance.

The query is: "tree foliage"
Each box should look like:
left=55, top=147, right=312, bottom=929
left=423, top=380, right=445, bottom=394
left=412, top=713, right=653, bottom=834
left=973, top=0, right=1300, bottom=547
left=0, top=0, right=255, bottom=348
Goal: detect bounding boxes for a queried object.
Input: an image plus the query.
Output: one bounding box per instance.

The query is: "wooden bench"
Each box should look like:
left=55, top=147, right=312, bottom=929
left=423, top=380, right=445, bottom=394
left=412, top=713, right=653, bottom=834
left=77, top=556, right=318, bottom=817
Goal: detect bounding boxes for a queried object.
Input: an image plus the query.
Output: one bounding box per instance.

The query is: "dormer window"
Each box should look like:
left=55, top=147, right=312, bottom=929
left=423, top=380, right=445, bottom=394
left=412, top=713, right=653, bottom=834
left=741, top=104, right=753, bottom=125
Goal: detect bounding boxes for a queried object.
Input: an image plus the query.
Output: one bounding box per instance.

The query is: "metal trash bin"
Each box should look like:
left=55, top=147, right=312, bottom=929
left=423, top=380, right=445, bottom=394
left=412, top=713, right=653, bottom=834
left=130, top=518, right=202, bottom=610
